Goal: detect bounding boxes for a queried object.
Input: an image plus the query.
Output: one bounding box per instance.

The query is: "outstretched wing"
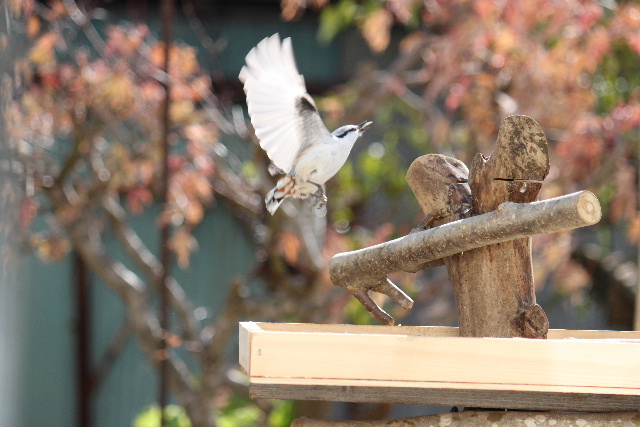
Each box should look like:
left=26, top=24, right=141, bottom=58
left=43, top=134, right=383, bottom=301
left=239, top=34, right=331, bottom=174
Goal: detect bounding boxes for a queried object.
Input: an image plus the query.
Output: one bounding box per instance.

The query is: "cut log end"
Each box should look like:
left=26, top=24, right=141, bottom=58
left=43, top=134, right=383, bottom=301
left=577, top=191, right=602, bottom=225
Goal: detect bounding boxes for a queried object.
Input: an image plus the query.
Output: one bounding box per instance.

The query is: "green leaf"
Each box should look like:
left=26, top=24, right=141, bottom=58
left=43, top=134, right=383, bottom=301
left=217, top=406, right=261, bottom=427
left=267, top=400, right=296, bottom=427
left=132, top=405, right=192, bottom=427
left=318, top=0, right=358, bottom=43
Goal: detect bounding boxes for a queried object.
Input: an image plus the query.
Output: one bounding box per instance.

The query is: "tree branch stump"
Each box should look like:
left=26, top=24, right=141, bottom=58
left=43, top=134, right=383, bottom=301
left=408, top=116, right=549, bottom=337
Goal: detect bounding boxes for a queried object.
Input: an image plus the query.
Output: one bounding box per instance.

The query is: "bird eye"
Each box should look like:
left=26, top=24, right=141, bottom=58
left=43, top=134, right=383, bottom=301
left=336, top=127, right=356, bottom=138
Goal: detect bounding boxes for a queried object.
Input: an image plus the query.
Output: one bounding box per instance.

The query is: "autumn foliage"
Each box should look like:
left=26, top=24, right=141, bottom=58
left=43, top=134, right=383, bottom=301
left=14, top=13, right=223, bottom=266
left=304, top=0, right=640, bottom=302
left=8, top=0, right=640, bottom=425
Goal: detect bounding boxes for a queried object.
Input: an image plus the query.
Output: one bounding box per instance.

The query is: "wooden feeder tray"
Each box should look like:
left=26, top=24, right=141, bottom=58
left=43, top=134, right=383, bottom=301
left=240, top=322, right=640, bottom=412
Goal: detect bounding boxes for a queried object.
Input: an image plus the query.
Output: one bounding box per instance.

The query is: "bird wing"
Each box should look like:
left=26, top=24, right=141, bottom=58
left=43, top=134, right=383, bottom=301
left=239, top=34, right=331, bottom=174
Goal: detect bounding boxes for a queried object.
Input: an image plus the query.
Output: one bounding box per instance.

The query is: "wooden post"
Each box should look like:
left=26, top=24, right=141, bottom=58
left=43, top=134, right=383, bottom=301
left=407, top=115, right=550, bottom=338
left=329, top=115, right=601, bottom=332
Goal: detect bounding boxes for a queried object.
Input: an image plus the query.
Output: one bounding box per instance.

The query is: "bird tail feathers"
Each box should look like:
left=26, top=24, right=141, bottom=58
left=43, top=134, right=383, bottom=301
left=265, top=175, right=297, bottom=215
left=265, top=187, right=284, bottom=215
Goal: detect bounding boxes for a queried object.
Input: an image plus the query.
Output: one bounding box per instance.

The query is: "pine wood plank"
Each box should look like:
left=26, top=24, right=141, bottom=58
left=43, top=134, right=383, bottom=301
left=239, top=322, right=640, bottom=410
left=241, top=323, right=640, bottom=390
left=250, top=377, right=640, bottom=394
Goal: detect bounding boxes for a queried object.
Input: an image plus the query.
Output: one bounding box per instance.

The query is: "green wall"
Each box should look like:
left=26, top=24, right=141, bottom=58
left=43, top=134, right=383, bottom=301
left=16, top=204, right=256, bottom=427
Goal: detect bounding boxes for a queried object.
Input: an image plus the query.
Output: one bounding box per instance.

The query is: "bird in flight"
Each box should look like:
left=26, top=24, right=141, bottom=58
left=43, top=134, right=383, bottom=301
left=239, top=34, right=372, bottom=215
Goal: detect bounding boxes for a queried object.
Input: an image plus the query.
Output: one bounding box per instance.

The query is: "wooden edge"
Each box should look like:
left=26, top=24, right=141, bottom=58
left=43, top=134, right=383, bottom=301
left=239, top=321, right=266, bottom=374
left=244, top=322, right=640, bottom=340
left=250, top=378, right=640, bottom=394
left=249, top=382, right=640, bottom=412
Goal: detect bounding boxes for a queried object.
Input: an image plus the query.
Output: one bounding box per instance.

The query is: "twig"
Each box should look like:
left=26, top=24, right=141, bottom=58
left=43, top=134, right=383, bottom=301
left=339, top=34, right=430, bottom=126
left=102, top=197, right=201, bottom=343
left=91, top=319, right=132, bottom=390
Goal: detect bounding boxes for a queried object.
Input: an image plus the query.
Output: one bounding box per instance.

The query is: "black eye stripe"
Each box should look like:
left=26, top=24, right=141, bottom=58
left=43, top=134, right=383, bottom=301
left=337, top=127, right=356, bottom=138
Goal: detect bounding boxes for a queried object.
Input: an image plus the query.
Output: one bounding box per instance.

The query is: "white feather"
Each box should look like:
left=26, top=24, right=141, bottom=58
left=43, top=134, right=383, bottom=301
left=239, top=34, right=330, bottom=174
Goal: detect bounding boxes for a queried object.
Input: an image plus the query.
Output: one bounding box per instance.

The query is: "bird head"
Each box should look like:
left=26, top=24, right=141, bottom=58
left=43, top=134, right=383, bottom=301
left=332, top=121, right=373, bottom=143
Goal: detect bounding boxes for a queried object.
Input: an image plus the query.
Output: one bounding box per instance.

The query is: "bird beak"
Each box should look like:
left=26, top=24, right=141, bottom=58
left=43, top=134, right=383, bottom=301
left=358, top=121, right=373, bottom=133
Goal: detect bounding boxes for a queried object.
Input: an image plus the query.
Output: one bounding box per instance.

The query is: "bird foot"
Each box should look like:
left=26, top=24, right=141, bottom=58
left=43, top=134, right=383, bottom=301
left=309, top=183, right=327, bottom=206
left=311, top=192, right=327, bottom=209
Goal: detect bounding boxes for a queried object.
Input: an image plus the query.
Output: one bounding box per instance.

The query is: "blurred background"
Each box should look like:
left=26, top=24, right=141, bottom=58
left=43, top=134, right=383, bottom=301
left=1, top=0, right=639, bottom=426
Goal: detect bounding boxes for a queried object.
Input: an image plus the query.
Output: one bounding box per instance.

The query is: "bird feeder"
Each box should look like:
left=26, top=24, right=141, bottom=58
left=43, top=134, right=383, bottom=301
left=239, top=116, right=640, bottom=423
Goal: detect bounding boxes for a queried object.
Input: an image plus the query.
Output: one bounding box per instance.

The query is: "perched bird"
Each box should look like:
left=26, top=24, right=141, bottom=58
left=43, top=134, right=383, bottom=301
left=239, top=34, right=372, bottom=215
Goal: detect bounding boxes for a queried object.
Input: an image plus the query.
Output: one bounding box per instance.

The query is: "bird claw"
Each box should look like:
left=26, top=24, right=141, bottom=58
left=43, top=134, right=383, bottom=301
left=309, top=182, right=328, bottom=209
left=312, top=193, right=327, bottom=210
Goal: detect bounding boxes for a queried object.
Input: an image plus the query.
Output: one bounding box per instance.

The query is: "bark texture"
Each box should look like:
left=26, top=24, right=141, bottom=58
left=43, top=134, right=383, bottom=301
left=408, top=115, right=549, bottom=337
left=330, top=190, right=601, bottom=324
left=455, top=115, right=549, bottom=337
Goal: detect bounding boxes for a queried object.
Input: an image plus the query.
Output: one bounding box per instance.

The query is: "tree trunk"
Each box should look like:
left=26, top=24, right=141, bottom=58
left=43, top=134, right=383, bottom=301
left=407, top=115, right=550, bottom=337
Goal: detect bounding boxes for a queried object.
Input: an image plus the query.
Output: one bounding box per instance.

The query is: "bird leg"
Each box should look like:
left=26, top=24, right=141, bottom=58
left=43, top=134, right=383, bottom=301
left=310, top=182, right=327, bottom=202
left=309, top=182, right=327, bottom=211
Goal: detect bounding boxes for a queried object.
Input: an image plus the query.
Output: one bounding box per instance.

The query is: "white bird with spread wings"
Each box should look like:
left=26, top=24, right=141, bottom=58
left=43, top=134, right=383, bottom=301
left=239, top=34, right=372, bottom=215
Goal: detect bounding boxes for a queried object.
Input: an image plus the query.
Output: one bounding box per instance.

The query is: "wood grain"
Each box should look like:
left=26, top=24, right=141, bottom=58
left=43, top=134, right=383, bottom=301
left=240, top=323, right=640, bottom=411
left=251, top=381, right=640, bottom=412
left=407, top=116, right=552, bottom=337
left=240, top=322, right=640, bottom=411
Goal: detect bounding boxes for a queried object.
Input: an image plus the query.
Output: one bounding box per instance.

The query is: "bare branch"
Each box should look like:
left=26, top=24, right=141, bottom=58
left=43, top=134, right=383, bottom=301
left=91, top=319, right=131, bottom=390
left=102, top=196, right=201, bottom=343
left=330, top=191, right=601, bottom=323
left=46, top=187, right=197, bottom=411
left=199, top=279, right=246, bottom=405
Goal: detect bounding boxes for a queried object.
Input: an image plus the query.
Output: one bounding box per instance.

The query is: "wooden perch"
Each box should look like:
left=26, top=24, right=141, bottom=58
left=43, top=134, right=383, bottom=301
left=442, top=115, right=550, bottom=337
left=330, top=115, right=600, bottom=328
left=330, top=190, right=601, bottom=325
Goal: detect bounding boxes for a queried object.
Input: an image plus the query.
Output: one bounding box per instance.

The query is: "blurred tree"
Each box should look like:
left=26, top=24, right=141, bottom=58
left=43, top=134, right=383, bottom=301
left=10, top=0, right=640, bottom=425
left=11, top=1, right=348, bottom=426
left=0, top=1, right=33, bottom=426
left=286, top=0, right=640, bottom=326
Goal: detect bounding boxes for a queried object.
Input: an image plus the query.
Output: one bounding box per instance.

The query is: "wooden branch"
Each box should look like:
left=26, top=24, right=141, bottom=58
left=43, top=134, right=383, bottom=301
left=329, top=191, right=601, bottom=324
left=406, top=154, right=472, bottom=227
left=290, top=411, right=640, bottom=427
